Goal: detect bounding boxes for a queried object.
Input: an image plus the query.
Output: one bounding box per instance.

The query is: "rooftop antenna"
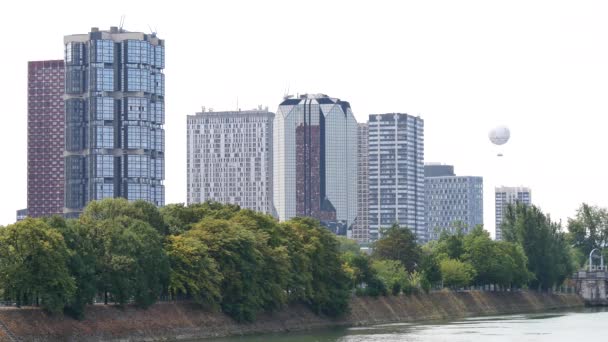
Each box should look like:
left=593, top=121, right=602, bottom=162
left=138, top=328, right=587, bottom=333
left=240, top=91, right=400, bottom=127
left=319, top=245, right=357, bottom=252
left=119, top=15, right=125, bottom=32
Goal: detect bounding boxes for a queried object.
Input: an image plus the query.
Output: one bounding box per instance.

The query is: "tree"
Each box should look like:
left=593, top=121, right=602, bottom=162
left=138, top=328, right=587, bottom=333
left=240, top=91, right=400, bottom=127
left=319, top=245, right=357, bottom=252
left=419, top=247, right=442, bottom=291
left=160, top=202, right=241, bottom=235
left=45, top=217, right=97, bottom=319
left=502, top=203, right=574, bottom=290
left=440, top=259, right=475, bottom=289
left=436, top=225, right=466, bottom=260
left=371, top=259, right=408, bottom=295
left=0, top=218, right=76, bottom=313
left=81, top=198, right=168, bottom=236
left=336, top=236, right=361, bottom=254
left=81, top=215, right=169, bottom=307
left=372, top=223, right=421, bottom=272
left=567, top=203, right=608, bottom=262
left=283, top=217, right=351, bottom=317
left=166, top=234, right=222, bottom=308
left=188, top=217, right=269, bottom=322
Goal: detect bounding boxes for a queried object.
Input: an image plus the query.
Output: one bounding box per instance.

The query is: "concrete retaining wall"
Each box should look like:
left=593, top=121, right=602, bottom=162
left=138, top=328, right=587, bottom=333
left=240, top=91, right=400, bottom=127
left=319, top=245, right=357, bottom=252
left=0, top=290, right=584, bottom=341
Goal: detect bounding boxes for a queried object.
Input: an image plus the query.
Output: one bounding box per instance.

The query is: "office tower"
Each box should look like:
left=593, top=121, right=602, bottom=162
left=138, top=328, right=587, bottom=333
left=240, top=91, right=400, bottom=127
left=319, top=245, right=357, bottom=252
left=353, top=122, right=369, bottom=243
left=368, top=113, right=425, bottom=242
left=27, top=60, right=65, bottom=217
left=64, top=27, right=165, bottom=217
left=495, top=186, right=531, bottom=240
left=425, top=163, right=483, bottom=240
left=187, top=108, right=274, bottom=214
left=273, top=94, right=357, bottom=234
left=16, top=209, right=28, bottom=222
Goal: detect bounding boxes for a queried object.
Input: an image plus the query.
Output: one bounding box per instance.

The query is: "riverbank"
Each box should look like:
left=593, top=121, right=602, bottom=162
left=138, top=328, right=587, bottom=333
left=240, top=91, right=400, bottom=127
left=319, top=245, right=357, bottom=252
left=0, top=290, right=583, bottom=341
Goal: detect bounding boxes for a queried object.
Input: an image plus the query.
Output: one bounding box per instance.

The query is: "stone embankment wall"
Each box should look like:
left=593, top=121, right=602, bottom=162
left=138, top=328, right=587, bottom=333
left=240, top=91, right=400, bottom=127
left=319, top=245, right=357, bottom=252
left=0, top=290, right=583, bottom=341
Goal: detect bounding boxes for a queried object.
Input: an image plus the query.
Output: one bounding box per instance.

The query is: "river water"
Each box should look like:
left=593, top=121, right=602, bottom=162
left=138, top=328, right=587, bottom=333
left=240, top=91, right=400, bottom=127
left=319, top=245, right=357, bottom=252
left=209, top=308, right=608, bottom=342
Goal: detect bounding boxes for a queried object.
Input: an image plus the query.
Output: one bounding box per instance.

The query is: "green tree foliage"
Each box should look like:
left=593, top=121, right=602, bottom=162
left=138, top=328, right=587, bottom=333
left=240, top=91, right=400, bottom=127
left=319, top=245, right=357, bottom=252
left=501, top=203, right=574, bottom=290
left=371, top=259, right=408, bottom=295
left=284, top=217, right=350, bottom=317
left=0, top=218, right=76, bottom=313
left=336, top=236, right=361, bottom=254
left=166, top=234, right=222, bottom=309
left=440, top=258, right=475, bottom=288
left=419, top=247, right=442, bottom=292
left=342, top=252, right=387, bottom=297
left=436, top=226, right=466, bottom=260
left=567, top=203, right=608, bottom=264
left=461, top=226, right=531, bottom=288
left=372, top=223, right=421, bottom=272
left=80, top=207, right=169, bottom=307
left=160, top=202, right=241, bottom=235
left=45, top=217, right=97, bottom=319
left=187, top=217, right=276, bottom=322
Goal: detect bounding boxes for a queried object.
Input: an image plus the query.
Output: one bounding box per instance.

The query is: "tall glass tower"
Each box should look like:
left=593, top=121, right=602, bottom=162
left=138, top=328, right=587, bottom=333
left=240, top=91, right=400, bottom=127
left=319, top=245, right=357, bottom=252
left=273, top=94, right=357, bottom=235
left=368, top=113, right=425, bottom=242
left=64, top=27, right=165, bottom=217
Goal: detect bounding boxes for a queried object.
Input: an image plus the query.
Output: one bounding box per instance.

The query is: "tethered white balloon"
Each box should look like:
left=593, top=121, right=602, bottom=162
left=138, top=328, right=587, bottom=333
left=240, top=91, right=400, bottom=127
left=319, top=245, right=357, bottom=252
left=489, top=126, right=510, bottom=156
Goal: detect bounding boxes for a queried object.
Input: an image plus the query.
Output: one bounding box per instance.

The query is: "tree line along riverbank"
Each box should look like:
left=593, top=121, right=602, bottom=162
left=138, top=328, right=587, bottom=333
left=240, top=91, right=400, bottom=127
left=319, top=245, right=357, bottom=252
left=0, top=198, right=588, bottom=323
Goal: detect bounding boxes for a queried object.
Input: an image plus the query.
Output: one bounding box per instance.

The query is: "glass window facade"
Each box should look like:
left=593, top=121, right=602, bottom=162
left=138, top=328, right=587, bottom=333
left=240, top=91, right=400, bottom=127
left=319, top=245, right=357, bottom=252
left=91, top=40, right=114, bottom=63
left=95, top=126, right=114, bottom=148
left=64, top=29, right=165, bottom=215
left=91, top=67, right=114, bottom=92
left=273, top=94, right=357, bottom=235
left=91, top=97, right=114, bottom=120
left=95, top=155, right=114, bottom=178
left=425, top=173, right=483, bottom=241
left=126, top=125, right=149, bottom=149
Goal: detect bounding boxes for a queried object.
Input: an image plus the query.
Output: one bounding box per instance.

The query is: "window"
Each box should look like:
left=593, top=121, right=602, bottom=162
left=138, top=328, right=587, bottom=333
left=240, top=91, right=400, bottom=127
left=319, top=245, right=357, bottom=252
left=94, top=182, right=114, bottom=200
left=92, top=40, right=114, bottom=63
left=127, top=155, right=149, bottom=178
left=92, top=97, right=114, bottom=120
left=91, top=68, right=114, bottom=92
left=126, top=40, right=152, bottom=64
left=125, top=97, right=148, bottom=121
left=95, top=155, right=114, bottom=177
left=125, top=68, right=150, bottom=92
left=95, top=126, right=114, bottom=148
left=127, top=183, right=149, bottom=201
left=126, top=125, right=149, bottom=149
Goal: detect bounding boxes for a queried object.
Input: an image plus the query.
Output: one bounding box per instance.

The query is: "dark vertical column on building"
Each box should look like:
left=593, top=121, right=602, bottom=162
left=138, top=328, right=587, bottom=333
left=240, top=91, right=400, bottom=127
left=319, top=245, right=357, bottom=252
left=27, top=60, right=66, bottom=218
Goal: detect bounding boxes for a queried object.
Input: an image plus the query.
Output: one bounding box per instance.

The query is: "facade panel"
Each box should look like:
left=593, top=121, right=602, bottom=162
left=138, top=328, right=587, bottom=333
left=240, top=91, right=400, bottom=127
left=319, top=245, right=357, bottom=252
left=27, top=60, right=65, bottom=218
left=368, top=113, right=425, bottom=242
left=187, top=109, right=274, bottom=215
left=425, top=165, right=483, bottom=240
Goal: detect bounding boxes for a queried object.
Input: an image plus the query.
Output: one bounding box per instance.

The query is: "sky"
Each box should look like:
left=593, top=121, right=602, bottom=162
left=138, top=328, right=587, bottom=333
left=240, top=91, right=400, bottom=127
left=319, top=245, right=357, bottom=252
left=1, top=0, right=607, bottom=237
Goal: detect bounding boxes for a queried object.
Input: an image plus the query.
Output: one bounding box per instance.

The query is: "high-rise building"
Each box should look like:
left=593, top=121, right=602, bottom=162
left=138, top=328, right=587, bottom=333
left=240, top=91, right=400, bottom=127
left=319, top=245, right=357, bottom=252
left=425, top=164, right=483, bottom=240
left=16, top=209, right=28, bottom=222
left=63, top=27, right=165, bottom=217
left=353, top=122, right=369, bottom=243
left=368, top=113, right=425, bottom=242
left=27, top=60, right=65, bottom=217
left=273, top=94, right=358, bottom=234
left=187, top=108, right=274, bottom=214
left=495, top=186, right=531, bottom=240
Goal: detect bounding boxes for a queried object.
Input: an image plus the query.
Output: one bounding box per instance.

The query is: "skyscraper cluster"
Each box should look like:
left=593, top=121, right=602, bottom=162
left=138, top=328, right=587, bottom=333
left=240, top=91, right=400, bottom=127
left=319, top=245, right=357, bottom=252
left=22, top=26, right=531, bottom=243
left=187, top=95, right=483, bottom=243
left=22, top=27, right=165, bottom=219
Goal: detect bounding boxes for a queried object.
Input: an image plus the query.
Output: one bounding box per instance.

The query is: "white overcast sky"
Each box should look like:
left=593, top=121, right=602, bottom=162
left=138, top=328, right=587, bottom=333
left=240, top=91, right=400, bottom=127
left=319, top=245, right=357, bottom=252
left=1, top=0, right=607, bottom=236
